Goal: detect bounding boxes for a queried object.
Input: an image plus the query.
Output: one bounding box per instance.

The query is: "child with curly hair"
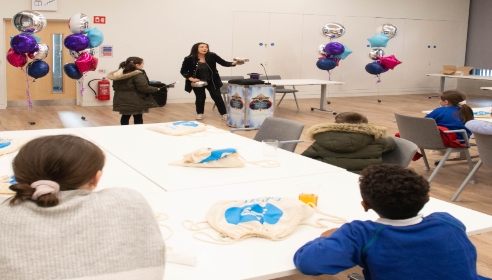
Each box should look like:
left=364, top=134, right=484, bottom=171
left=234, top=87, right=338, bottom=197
left=294, top=164, right=488, bottom=279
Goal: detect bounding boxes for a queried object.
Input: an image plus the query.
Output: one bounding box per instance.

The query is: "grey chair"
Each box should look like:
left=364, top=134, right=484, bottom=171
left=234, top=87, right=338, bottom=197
left=452, top=131, right=492, bottom=201
left=394, top=112, right=476, bottom=184
left=230, top=117, right=305, bottom=152
left=213, top=75, right=244, bottom=111
left=381, top=136, right=418, bottom=167
left=259, top=75, right=300, bottom=111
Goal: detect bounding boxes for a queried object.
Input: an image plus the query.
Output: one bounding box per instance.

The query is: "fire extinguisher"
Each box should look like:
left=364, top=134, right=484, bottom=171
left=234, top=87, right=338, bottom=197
left=88, top=78, right=111, bottom=101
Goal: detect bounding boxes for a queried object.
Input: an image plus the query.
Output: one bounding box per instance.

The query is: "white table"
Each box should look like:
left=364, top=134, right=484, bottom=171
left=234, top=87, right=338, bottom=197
left=146, top=172, right=492, bottom=280
left=0, top=128, right=163, bottom=196
left=76, top=124, right=345, bottom=192
left=481, top=87, right=492, bottom=90
left=427, top=74, right=492, bottom=94
left=224, top=79, right=344, bottom=113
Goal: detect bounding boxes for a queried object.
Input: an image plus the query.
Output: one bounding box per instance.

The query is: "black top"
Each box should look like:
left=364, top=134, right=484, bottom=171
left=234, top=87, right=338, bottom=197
left=180, top=52, right=235, bottom=92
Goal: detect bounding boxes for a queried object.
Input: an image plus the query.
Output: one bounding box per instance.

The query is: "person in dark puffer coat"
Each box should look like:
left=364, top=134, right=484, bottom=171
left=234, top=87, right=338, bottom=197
left=301, top=112, right=395, bottom=173
left=107, top=56, right=161, bottom=125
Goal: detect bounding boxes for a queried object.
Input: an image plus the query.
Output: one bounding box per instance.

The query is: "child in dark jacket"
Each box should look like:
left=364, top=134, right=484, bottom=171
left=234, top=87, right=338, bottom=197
left=301, top=112, right=395, bottom=173
left=294, top=164, right=489, bottom=280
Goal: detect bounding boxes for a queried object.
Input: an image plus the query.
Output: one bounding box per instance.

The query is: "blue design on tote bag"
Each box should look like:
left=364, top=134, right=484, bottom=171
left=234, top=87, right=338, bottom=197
left=199, top=148, right=237, bottom=163
left=474, top=111, right=489, bottom=116
left=224, top=203, right=283, bottom=225
left=0, top=140, right=12, bottom=149
left=172, top=121, right=199, bottom=127
left=10, top=175, right=17, bottom=185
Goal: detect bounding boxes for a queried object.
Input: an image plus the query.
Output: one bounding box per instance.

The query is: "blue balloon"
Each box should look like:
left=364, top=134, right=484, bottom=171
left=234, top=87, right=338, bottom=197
left=63, top=63, right=83, bottom=80
left=27, top=60, right=50, bottom=79
left=367, top=33, right=390, bottom=48
left=365, top=62, right=384, bottom=75
left=64, top=34, right=90, bottom=51
left=87, top=28, right=104, bottom=48
left=316, top=58, right=337, bottom=71
left=333, top=44, right=353, bottom=60
left=10, top=33, right=37, bottom=53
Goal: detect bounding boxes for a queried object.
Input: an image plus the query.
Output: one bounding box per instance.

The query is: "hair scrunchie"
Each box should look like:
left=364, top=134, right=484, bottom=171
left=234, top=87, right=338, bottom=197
left=31, top=180, right=60, bottom=200
left=458, top=100, right=466, bottom=106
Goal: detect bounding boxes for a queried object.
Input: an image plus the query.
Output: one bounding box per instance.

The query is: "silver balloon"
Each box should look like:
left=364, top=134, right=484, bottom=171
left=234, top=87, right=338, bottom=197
left=69, top=48, right=95, bottom=59
left=321, top=23, right=346, bottom=39
left=376, top=23, right=398, bottom=39
left=68, top=13, right=90, bottom=34
left=318, top=44, right=327, bottom=55
left=12, top=10, right=47, bottom=33
left=28, top=43, right=49, bottom=60
left=368, top=48, right=385, bottom=60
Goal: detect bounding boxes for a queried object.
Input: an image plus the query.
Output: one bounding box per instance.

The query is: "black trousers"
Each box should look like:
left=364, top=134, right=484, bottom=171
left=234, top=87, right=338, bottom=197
left=192, top=83, right=227, bottom=115
left=120, top=114, right=143, bottom=125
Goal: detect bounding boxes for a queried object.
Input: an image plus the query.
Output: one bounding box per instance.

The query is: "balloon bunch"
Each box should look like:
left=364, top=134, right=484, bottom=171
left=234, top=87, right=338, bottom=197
left=365, top=24, right=401, bottom=82
left=63, top=13, right=104, bottom=95
left=7, top=10, right=49, bottom=108
left=316, top=23, right=352, bottom=79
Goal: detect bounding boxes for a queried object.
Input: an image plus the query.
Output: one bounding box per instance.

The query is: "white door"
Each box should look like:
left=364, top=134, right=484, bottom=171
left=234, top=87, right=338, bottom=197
left=339, top=16, right=376, bottom=91
left=401, top=19, right=437, bottom=89
left=232, top=12, right=270, bottom=76
left=231, top=12, right=270, bottom=77
left=266, top=13, right=303, bottom=79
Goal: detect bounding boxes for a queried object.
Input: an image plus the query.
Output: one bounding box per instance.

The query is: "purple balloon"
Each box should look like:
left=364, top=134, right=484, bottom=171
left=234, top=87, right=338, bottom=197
left=64, top=34, right=90, bottom=51
left=10, top=33, right=37, bottom=53
left=323, top=42, right=345, bottom=56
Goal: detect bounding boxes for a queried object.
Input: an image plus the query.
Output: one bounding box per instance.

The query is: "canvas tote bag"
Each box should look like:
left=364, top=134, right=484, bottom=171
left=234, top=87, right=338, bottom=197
left=183, top=197, right=346, bottom=244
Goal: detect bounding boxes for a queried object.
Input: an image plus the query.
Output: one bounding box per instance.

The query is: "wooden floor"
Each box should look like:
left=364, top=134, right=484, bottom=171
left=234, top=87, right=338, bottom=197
left=1, top=93, right=492, bottom=279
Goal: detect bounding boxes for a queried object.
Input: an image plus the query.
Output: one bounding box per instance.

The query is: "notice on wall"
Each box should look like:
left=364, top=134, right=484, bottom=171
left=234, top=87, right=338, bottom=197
left=100, top=45, right=113, bottom=57
left=32, top=0, right=58, bottom=11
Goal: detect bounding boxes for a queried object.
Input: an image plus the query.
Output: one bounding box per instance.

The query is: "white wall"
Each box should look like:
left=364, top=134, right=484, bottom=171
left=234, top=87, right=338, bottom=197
left=0, top=0, right=470, bottom=108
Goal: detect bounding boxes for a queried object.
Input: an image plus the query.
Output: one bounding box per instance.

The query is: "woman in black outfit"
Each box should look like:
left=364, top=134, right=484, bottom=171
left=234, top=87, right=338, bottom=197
left=180, top=42, right=241, bottom=120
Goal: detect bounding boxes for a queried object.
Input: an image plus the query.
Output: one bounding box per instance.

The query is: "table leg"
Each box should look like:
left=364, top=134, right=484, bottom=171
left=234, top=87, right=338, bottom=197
left=310, top=84, right=336, bottom=114
left=440, top=76, right=445, bottom=93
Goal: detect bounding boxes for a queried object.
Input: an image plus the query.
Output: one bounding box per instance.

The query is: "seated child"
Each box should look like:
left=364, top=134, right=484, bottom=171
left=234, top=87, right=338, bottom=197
left=294, top=164, right=488, bottom=279
left=301, top=112, right=395, bottom=173
left=0, top=135, right=166, bottom=280
left=425, top=90, right=474, bottom=140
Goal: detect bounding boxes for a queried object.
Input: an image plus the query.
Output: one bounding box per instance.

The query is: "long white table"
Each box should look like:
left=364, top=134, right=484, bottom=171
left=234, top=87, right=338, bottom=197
left=481, top=87, right=492, bottom=90
left=147, top=172, right=492, bottom=279
left=427, top=74, right=492, bottom=93
left=224, top=79, right=344, bottom=113
left=2, top=126, right=492, bottom=280
left=75, top=124, right=344, bottom=191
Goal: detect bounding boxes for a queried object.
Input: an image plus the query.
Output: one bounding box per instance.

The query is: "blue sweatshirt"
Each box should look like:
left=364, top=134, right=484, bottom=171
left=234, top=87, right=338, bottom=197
left=294, top=212, right=489, bottom=280
left=425, top=106, right=471, bottom=139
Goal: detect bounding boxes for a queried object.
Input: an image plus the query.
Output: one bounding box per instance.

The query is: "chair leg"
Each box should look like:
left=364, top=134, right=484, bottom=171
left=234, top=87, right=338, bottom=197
left=451, top=160, right=482, bottom=201
left=463, top=150, right=478, bottom=183
left=421, top=149, right=430, bottom=171
left=293, top=92, right=299, bottom=111
left=277, top=93, right=287, bottom=106
left=427, top=149, right=453, bottom=183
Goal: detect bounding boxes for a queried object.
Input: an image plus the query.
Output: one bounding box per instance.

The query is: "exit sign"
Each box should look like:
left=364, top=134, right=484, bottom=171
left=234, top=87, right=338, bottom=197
left=94, top=16, right=106, bottom=24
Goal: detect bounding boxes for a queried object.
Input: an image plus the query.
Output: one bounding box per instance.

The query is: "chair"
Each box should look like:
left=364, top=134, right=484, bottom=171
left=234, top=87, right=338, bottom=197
left=230, top=117, right=304, bottom=152
left=381, top=136, right=418, bottom=167
left=213, top=75, right=244, bottom=111
left=394, top=112, right=476, bottom=184
left=259, top=75, right=300, bottom=111
left=452, top=131, right=492, bottom=201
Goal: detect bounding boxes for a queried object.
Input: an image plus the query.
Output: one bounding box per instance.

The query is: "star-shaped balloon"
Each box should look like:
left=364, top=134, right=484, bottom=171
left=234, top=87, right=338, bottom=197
left=367, top=34, right=390, bottom=48
left=333, top=44, right=352, bottom=60
left=379, top=55, right=402, bottom=70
